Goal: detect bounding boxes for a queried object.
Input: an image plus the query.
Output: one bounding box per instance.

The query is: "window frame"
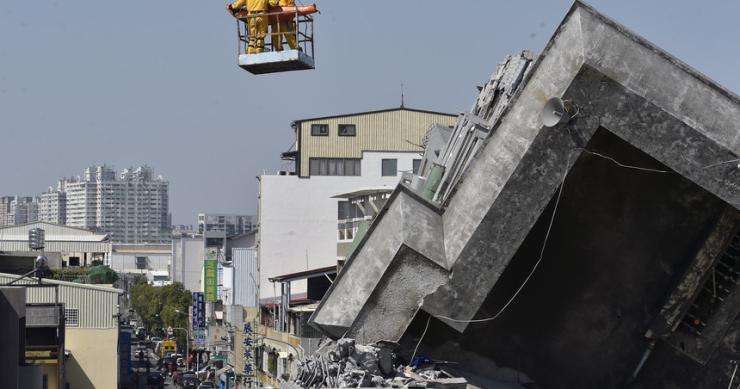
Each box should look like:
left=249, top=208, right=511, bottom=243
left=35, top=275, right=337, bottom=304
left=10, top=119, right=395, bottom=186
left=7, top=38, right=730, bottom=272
left=413, top=159, right=422, bottom=175
left=310, top=124, right=329, bottom=136
left=381, top=159, right=398, bottom=177
left=337, top=124, right=357, bottom=137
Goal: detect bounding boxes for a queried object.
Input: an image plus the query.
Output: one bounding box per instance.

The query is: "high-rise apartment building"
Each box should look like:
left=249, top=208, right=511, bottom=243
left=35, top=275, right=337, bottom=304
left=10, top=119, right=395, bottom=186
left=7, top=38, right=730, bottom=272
left=6, top=196, right=39, bottom=225
left=62, top=165, right=170, bottom=243
left=39, top=183, right=67, bottom=225
left=197, top=213, right=253, bottom=236
left=0, top=196, right=13, bottom=227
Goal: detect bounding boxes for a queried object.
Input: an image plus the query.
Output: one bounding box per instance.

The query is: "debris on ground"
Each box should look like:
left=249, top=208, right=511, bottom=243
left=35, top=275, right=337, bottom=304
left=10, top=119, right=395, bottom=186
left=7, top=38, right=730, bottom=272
left=291, top=338, right=469, bottom=388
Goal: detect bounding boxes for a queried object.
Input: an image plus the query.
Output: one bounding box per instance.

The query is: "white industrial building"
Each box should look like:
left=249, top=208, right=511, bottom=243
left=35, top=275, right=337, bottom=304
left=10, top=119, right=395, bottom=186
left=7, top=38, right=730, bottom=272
left=0, top=221, right=112, bottom=269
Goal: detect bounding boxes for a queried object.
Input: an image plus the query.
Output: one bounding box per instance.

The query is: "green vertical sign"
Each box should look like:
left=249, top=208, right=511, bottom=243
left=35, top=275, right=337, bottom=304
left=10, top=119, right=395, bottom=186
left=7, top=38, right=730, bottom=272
left=204, top=259, right=218, bottom=302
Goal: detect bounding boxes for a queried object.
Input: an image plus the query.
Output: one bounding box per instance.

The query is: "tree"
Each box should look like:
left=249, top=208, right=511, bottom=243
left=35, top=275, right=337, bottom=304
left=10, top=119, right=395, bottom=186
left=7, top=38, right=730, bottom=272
left=87, top=265, right=119, bottom=284
left=130, top=279, right=192, bottom=352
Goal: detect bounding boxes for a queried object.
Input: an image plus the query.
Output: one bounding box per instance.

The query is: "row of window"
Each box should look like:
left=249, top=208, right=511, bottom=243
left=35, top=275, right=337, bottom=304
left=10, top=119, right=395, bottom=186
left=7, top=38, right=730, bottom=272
left=309, top=158, right=361, bottom=176
left=309, top=158, right=422, bottom=176
left=338, top=201, right=365, bottom=220
left=310, top=124, right=356, bottom=137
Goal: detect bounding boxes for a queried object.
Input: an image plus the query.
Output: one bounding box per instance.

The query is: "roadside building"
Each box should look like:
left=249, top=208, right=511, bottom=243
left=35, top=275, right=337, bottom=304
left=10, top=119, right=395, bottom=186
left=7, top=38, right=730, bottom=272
left=0, top=273, right=122, bottom=389
left=172, top=231, right=226, bottom=294
left=0, top=286, right=45, bottom=388
left=331, top=188, right=392, bottom=263
left=258, top=107, right=456, bottom=303
left=232, top=247, right=258, bottom=308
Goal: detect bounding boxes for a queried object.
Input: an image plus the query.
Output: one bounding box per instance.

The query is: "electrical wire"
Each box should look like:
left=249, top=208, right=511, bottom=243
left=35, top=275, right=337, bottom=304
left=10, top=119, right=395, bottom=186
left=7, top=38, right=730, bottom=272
left=580, top=149, right=674, bottom=174
left=410, top=315, right=431, bottom=363
left=433, top=150, right=574, bottom=324
left=432, top=147, right=677, bottom=325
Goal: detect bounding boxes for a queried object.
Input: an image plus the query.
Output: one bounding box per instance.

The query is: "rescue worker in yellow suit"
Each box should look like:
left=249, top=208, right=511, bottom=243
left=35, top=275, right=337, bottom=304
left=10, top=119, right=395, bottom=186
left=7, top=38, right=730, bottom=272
left=269, top=0, right=298, bottom=51
left=227, top=0, right=269, bottom=54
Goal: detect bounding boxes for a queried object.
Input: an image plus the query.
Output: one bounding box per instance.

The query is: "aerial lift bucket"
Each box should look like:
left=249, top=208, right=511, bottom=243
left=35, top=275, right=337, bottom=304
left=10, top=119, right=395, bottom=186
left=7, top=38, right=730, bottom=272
left=232, top=5, right=318, bottom=75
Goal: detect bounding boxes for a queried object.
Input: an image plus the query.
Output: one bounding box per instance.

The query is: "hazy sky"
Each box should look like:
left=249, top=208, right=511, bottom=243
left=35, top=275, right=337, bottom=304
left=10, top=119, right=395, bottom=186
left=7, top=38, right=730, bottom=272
left=1, top=1, right=739, bottom=225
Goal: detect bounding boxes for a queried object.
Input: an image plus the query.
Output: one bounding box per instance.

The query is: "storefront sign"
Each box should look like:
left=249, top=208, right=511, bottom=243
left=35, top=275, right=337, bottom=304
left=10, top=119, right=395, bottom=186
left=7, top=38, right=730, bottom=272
left=204, top=259, right=218, bottom=302
left=243, top=322, right=255, bottom=387
left=192, top=292, right=206, bottom=329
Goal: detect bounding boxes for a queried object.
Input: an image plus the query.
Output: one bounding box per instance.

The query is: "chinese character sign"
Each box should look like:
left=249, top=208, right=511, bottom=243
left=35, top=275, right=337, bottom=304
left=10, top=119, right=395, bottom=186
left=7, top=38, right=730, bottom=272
left=192, top=292, right=206, bottom=329
left=243, top=322, right=255, bottom=387
left=204, top=259, right=218, bottom=302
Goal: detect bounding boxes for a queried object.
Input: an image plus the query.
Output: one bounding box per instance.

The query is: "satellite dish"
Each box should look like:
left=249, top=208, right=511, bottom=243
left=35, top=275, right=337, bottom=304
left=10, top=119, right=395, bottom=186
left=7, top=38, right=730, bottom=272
left=541, top=97, right=573, bottom=127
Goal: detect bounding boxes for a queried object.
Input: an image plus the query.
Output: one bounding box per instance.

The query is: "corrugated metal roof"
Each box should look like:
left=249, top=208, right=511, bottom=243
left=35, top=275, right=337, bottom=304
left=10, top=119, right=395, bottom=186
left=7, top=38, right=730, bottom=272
left=0, top=222, right=105, bottom=237
left=0, top=222, right=111, bottom=252
left=0, top=272, right=121, bottom=329
left=0, top=240, right=111, bottom=253
left=112, top=243, right=172, bottom=253
left=292, top=106, right=456, bottom=123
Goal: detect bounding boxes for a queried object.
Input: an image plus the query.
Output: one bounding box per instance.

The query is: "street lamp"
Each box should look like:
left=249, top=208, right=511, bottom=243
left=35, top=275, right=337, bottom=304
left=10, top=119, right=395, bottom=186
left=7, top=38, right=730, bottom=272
left=174, top=309, right=191, bottom=370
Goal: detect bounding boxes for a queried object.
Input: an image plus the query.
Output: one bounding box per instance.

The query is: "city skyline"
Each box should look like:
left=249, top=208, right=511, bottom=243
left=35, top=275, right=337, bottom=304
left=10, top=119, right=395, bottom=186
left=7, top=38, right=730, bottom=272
left=2, top=1, right=739, bottom=225
left=0, top=163, right=257, bottom=231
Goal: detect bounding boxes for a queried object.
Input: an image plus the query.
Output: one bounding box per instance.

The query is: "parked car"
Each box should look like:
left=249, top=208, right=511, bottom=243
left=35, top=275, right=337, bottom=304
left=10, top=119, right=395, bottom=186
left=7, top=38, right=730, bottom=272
left=197, top=382, right=216, bottom=389
left=181, top=373, right=199, bottom=389
left=148, top=336, right=162, bottom=350
left=146, top=372, right=164, bottom=389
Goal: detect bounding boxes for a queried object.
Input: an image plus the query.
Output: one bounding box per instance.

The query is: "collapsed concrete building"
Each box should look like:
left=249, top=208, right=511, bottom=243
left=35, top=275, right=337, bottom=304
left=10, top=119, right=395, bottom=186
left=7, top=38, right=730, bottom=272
left=309, top=2, right=740, bottom=388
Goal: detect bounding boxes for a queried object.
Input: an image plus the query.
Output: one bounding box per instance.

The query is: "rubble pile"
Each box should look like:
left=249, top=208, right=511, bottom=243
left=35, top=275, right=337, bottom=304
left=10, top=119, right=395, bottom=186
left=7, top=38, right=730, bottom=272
left=292, top=339, right=467, bottom=388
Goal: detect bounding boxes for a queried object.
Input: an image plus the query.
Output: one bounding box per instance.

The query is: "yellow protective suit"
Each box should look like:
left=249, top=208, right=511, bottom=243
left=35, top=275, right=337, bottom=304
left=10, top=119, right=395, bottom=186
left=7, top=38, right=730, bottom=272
left=231, top=0, right=270, bottom=53
left=269, top=0, right=298, bottom=51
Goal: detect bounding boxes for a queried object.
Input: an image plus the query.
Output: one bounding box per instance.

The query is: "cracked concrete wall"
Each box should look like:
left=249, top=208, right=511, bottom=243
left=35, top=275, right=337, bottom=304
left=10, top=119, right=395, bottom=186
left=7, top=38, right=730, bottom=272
left=347, top=246, right=448, bottom=344
left=311, top=189, right=446, bottom=338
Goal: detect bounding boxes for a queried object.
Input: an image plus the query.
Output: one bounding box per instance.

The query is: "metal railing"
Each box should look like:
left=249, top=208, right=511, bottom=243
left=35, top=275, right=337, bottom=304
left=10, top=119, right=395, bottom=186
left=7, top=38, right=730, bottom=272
left=235, top=8, right=315, bottom=57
